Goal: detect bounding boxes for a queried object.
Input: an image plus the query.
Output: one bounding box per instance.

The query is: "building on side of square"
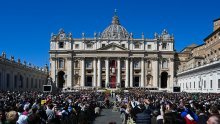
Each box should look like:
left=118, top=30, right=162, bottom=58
left=49, top=12, right=175, bottom=91
left=177, top=18, right=220, bottom=93
left=0, top=52, right=49, bottom=91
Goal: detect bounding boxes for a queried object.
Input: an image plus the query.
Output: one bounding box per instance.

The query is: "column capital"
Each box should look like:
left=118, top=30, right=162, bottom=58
left=67, top=57, right=72, bottom=60
left=51, top=57, right=57, bottom=61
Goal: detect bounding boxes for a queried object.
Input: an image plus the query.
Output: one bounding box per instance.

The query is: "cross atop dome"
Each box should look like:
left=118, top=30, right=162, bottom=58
left=112, top=9, right=120, bottom=25
left=114, top=9, right=117, bottom=16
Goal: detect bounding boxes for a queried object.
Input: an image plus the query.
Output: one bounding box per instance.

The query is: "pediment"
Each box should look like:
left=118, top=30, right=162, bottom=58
left=97, top=43, right=127, bottom=51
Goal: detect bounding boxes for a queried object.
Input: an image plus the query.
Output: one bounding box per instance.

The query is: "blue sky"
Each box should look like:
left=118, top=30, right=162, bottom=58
left=0, top=0, right=219, bottom=67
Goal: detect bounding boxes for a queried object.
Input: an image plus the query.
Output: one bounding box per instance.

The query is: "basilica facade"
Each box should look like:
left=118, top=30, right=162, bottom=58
left=49, top=13, right=175, bottom=91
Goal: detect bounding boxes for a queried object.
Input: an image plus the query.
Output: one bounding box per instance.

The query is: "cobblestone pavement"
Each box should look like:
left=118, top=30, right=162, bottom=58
left=93, top=108, right=122, bottom=124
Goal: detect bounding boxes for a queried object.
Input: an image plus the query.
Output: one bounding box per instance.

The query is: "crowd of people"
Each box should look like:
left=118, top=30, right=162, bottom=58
left=0, top=90, right=108, bottom=124
left=116, top=89, right=220, bottom=124
left=0, top=89, right=220, bottom=124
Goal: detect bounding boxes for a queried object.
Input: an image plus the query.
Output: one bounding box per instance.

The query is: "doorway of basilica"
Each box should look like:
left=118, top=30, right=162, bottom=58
left=109, top=59, right=117, bottom=88
left=57, top=71, right=65, bottom=88
left=161, top=72, right=168, bottom=88
left=134, top=76, right=140, bottom=87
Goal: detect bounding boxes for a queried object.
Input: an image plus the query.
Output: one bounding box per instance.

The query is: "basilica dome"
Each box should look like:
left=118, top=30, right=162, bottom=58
left=101, top=14, right=129, bottom=39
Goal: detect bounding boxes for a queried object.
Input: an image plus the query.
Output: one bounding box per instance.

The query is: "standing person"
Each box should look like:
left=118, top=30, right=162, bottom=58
left=27, top=107, right=41, bottom=124
left=197, top=106, right=208, bottom=124
left=5, top=111, right=18, bottom=124
left=46, top=104, right=55, bottom=123
left=206, top=115, right=220, bottom=124
left=181, top=107, right=198, bottom=124
left=0, top=109, right=6, bottom=124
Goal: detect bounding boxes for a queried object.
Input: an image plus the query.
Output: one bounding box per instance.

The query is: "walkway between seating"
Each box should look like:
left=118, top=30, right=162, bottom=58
left=93, top=96, right=122, bottom=124
left=93, top=108, right=122, bottom=124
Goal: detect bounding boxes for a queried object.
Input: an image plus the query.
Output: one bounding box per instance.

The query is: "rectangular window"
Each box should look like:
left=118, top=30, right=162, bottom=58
left=162, top=59, right=168, bottom=68
left=134, top=61, right=140, bottom=68
left=194, top=82, right=195, bottom=88
left=122, top=44, right=125, bottom=48
left=134, top=44, right=140, bottom=49
left=199, top=81, right=200, bottom=88
left=101, top=61, right=105, bottom=68
left=75, top=61, right=79, bottom=68
left=86, top=44, right=92, bottom=49
left=121, top=61, right=125, bottom=68
left=147, top=61, right=151, bottom=68
left=162, top=43, right=167, bottom=49
left=75, top=44, right=79, bottom=49
left=86, top=60, right=93, bottom=68
left=58, top=58, right=64, bottom=68
left=218, top=79, right=220, bottom=88
left=210, top=80, right=212, bottom=88
left=102, top=44, right=105, bottom=47
left=59, top=42, right=64, bottom=48
left=190, top=82, right=191, bottom=88
left=204, top=80, right=206, bottom=88
left=147, top=45, right=151, bottom=49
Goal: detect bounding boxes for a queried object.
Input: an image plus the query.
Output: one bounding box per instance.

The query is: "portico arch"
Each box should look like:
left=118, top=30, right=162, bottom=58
left=161, top=72, right=168, bottom=88
left=57, top=71, right=65, bottom=88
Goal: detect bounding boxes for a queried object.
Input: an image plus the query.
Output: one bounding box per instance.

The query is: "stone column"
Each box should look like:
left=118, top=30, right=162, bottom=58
left=105, top=58, right=109, bottom=88
left=141, top=58, right=145, bottom=87
left=97, top=58, right=101, bottom=87
left=80, top=58, right=85, bottom=87
left=117, top=58, right=121, bottom=87
left=93, top=58, right=97, bottom=87
left=66, top=57, right=73, bottom=88
left=125, top=58, right=129, bottom=87
left=152, top=58, right=159, bottom=88
left=50, top=58, right=57, bottom=87
left=130, top=58, right=133, bottom=87
left=169, top=58, right=174, bottom=91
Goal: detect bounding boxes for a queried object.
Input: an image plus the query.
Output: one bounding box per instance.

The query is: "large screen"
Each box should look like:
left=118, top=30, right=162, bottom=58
left=173, top=87, right=181, bottom=92
left=43, top=85, right=52, bottom=92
